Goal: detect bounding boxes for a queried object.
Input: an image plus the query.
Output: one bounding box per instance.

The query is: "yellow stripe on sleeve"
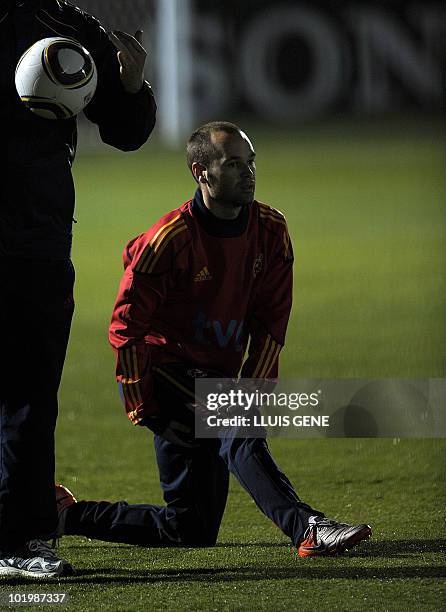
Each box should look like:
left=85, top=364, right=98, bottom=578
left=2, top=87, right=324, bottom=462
left=146, top=224, right=187, bottom=273
left=259, top=339, right=277, bottom=378
left=131, top=345, right=139, bottom=379
left=261, top=342, right=281, bottom=378
left=118, top=347, right=143, bottom=408
left=135, top=214, right=182, bottom=272
left=135, top=214, right=187, bottom=272
left=252, top=335, right=272, bottom=378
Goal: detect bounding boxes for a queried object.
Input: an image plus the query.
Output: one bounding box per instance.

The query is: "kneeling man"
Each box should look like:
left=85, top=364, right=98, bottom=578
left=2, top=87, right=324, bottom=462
left=57, top=122, right=372, bottom=557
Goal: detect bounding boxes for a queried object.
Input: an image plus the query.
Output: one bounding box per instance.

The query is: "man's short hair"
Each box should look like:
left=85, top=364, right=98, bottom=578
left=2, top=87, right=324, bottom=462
left=186, top=121, right=242, bottom=172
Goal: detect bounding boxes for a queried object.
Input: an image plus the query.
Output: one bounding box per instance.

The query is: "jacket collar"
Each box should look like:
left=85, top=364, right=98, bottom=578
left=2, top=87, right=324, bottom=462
left=191, top=188, right=250, bottom=238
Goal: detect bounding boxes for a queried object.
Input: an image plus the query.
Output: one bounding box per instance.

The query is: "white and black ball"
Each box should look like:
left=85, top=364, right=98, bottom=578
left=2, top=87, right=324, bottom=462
left=15, top=36, right=97, bottom=120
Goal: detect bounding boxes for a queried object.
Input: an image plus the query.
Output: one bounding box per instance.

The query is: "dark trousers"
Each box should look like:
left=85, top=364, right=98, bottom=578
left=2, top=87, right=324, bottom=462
left=0, top=259, right=74, bottom=555
left=66, top=433, right=323, bottom=547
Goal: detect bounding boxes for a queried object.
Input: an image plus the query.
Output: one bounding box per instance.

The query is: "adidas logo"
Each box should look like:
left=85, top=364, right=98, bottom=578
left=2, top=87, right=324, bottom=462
left=194, top=266, right=212, bottom=282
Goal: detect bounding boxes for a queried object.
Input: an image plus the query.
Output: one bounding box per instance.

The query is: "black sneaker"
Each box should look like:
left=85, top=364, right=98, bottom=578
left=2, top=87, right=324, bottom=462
left=0, top=540, right=74, bottom=578
left=297, top=518, right=372, bottom=557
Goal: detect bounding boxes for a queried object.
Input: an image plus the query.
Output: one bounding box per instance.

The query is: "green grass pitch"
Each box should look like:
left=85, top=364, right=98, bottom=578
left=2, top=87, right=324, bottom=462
left=2, top=120, right=444, bottom=610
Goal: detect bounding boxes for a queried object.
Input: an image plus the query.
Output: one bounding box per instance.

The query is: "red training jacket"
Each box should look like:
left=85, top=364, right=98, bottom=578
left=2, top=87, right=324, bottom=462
left=109, top=194, right=294, bottom=425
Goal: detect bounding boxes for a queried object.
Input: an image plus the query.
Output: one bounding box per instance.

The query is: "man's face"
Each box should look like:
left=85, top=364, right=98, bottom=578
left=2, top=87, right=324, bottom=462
left=205, top=130, right=256, bottom=207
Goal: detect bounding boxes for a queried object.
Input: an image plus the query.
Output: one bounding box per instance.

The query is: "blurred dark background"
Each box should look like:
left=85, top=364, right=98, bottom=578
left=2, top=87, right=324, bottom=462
left=74, top=0, right=445, bottom=147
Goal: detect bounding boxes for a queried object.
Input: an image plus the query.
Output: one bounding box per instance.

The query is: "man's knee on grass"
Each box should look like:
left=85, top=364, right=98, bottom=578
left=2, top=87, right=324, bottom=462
left=173, top=510, right=219, bottom=547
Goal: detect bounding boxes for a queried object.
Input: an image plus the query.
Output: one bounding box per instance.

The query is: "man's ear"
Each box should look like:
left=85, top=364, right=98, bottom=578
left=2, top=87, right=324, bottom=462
left=191, top=162, right=208, bottom=184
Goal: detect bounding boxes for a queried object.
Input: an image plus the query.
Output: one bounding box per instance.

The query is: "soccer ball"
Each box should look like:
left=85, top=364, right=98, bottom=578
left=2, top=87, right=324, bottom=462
left=15, top=37, right=97, bottom=120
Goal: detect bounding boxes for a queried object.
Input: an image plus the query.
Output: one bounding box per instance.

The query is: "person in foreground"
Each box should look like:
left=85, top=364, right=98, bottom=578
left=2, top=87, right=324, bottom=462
left=56, top=121, right=372, bottom=557
left=0, top=0, right=156, bottom=578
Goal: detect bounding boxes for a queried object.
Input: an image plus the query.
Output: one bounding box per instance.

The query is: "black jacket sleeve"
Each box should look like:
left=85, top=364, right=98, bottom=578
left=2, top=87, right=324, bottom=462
left=75, top=6, right=157, bottom=151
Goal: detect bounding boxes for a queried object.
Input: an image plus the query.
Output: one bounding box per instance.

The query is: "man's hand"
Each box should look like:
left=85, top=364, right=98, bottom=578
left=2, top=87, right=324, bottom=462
left=108, top=29, right=147, bottom=94
left=142, top=414, right=197, bottom=449
left=161, top=420, right=197, bottom=449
